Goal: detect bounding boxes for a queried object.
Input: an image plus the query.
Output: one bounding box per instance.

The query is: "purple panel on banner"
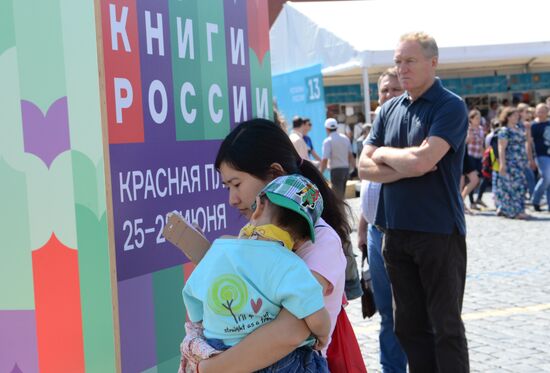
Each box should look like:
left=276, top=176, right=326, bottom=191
left=223, top=0, right=252, bottom=128
left=0, top=311, right=39, bottom=373
left=137, top=0, right=176, bottom=143
left=110, top=140, right=243, bottom=281
left=119, top=274, right=157, bottom=373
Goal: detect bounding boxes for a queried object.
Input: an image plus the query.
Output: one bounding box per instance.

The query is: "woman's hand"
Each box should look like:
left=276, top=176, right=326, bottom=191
left=357, top=234, right=366, bottom=253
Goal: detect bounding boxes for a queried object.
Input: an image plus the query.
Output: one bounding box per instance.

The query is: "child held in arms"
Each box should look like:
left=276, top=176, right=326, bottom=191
left=181, top=174, right=330, bottom=372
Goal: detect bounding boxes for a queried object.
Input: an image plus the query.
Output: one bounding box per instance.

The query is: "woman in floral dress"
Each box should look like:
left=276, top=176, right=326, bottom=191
left=495, top=107, right=530, bottom=219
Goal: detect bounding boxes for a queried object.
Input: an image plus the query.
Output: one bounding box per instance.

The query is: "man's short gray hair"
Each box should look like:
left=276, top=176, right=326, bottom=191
left=400, top=32, right=438, bottom=58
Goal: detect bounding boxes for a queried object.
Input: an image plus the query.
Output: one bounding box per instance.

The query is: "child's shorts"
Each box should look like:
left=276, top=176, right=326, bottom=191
left=207, top=339, right=329, bottom=373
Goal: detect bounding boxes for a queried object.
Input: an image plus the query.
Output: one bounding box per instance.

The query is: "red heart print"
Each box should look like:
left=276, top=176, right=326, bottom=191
left=251, top=298, right=262, bottom=314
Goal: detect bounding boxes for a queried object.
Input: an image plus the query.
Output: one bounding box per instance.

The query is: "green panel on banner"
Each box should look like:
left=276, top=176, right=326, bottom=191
left=250, top=50, right=272, bottom=119
left=0, top=48, right=24, bottom=165
left=13, top=0, right=66, bottom=111
left=0, top=41, right=34, bottom=309
left=0, top=158, right=34, bottom=309
left=142, top=366, right=159, bottom=373
left=60, top=0, right=104, bottom=165
left=153, top=265, right=186, bottom=369
left=74, top=205, right=116, bottom=373
left=0, top=0, right=15, bottom=55
left=170, top=0, right=205, bottom=141
left=156, top=355, right=181, bottom=373
left=24, top=152, right=77, bottom=249
left=197, top=0, right=229, bottom=140
left=71, top=152, right=100, bottom=218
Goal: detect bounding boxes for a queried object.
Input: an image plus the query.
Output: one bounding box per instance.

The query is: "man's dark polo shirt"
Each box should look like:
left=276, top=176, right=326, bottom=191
left=366, top=79, right=468, bottom=235
left=531, top=120, right=550, bottom=157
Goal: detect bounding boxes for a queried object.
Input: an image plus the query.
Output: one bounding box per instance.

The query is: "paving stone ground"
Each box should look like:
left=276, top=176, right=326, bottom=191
left=344, top=194, right=550, bottom=373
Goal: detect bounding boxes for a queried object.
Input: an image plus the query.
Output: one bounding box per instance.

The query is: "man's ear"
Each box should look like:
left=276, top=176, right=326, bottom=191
left=269, top=162, right=285, bottom=178
left=251, top=196, right=265, bottom=220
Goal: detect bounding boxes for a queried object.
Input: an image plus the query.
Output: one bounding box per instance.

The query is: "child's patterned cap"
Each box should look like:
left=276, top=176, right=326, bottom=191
left=260, top=174, right=323, bottom=242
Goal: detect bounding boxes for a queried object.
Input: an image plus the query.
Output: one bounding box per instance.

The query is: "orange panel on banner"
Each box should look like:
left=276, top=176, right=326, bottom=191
left=32, top=234, right=85, bottom=373
left=100, top=0, right=145, bottom=144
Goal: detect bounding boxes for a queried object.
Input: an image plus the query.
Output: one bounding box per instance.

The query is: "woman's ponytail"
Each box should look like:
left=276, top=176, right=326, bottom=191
left=299, top=160, right=352, bottom=249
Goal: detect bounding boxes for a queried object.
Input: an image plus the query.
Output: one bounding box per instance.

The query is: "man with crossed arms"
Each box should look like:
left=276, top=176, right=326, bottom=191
left=359, top=32, right=469, bottom=373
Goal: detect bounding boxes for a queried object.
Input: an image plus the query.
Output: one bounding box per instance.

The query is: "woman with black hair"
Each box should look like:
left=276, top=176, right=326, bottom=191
left=195, top=118, right=355, bottom=372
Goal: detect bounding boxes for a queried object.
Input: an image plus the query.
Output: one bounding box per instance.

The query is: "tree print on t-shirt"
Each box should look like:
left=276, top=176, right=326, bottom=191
left=207, top=274, right=248, bottom=324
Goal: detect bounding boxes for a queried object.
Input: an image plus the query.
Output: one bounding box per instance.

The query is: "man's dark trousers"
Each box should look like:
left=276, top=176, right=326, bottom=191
left=330, top=167, right=349, bottom=199
left=382, top=228, right=469, bottom=373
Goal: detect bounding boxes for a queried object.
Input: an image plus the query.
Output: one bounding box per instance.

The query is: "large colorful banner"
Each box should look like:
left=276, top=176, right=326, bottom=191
left=0, top=0, right=271, bottom=372
left=99, top=0, right=273, bottom=281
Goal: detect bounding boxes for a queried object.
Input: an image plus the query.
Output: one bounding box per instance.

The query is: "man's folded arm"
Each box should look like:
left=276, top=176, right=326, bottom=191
left=359, top=144, right=407, bottom=183
left=370, top=136, right=450, bottom=177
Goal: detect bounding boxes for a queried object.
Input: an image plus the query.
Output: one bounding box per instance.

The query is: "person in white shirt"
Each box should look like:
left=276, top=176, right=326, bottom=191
left=320, top=118, right=354, bottom=198
left=289, top=116, right=309, bottom=160
left=358, top=67, right=407, bottom=373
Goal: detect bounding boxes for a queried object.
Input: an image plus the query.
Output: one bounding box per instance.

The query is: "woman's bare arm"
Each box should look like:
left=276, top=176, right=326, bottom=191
left=198, top=308, right=310, bottom=373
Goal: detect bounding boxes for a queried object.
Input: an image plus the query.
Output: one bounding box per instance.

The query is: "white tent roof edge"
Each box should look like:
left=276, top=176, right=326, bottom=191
left=270, top=0, right=550, bottom=79
left=270, top=2, right=360, bottom=76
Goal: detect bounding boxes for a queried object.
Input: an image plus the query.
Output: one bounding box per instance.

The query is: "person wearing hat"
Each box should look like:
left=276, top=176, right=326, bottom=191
left=320, top=117, right=354, bottom=198
left=181, top=174, right=330, bottom=372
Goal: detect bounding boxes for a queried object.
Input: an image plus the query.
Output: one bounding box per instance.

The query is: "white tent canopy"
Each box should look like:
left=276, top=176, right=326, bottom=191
left=270, top=0, right=550, bottom=110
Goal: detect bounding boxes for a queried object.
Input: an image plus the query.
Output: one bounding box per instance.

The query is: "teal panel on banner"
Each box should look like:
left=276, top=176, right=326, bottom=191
left=509, top=72, right=550, bottom=91
left=272, top=65, right=326, bottom=160
left=325, top=84, right=361, bottom=104
left=324, top=83, right=378, bottom=104
left=442, top=76, right=508, bottom=96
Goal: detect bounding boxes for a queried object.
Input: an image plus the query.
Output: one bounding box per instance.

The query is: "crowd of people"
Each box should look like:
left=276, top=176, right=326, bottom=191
left=286, top=114, right=355, bottom=200
left=282, top=70, right=550, bottom=222
left=461, top=100, right=550, bottom=218
left=172, top=30, right=550, bottom=373
left=284, top=94, right=550, bottom=221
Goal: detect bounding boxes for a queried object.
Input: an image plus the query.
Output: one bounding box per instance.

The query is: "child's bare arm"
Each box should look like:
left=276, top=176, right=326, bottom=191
left=303, top=307, right=331, bottom=350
